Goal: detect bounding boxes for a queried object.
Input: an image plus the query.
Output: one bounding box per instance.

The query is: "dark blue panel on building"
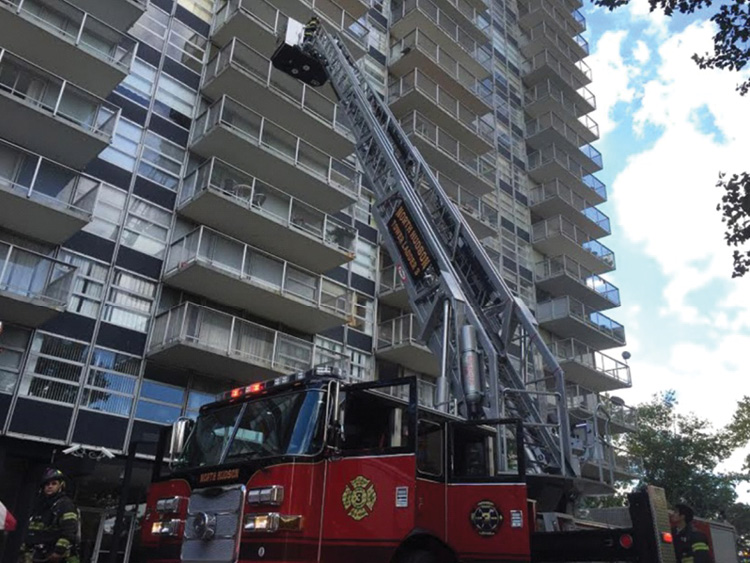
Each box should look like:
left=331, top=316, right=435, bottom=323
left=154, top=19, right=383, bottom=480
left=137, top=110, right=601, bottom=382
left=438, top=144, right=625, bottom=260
left=162, top=57, right=200, bottom=90
left=9, top=399, right=72, bottom=441
left=72, top=410, right=128, bottom=450
left=347, top=330, right=372, bottom=352
left=96, top=322, right=147, bottom=356
left=499, top=178, right=513, bottom=195
left=116, top=246, right=163, bottom=279
left=40, top=312, right=96, bottom=342
left=130, top=420, right=166, bottom=456
left=350, top=273, right=375, bottom=296
left=148, top=113, right=190, bottom=147
left=0, top=393, right=11, bottom=427
left=85, top=158, right=132, bottom=191
left=369, top=7, right=387, bottom=27
left=134, top=175, right=177, bottom=209
left=355, top=221, right=378, bottom=244
left=319, top=325, right=345, bottom=343
left=109, top=92, right=148, bottom=126
left=514, top=191, right=528, bottom=206
left=175, top=4, right=210, bottom=35
left=368, top=46, right=386, bottom=66
left=137, top=44, right=162, bottom=68
left=325, top=266, right=348, bottom=285
left=64, top=231, right=115, bottom=263
left=152, top=0, right=172, bottom=12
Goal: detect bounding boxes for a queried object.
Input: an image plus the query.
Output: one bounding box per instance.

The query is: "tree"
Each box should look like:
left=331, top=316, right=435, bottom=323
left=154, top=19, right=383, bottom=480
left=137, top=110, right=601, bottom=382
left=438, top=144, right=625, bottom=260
left=621, top=392, right=738, bottom=517
left=592, top=0, right=750, bottom=276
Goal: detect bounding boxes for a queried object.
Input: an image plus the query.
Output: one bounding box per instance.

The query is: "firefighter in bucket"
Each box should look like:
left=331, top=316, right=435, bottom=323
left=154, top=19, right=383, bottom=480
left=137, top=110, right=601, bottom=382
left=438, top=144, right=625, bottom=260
left=20, top=469, right=80, bottom=563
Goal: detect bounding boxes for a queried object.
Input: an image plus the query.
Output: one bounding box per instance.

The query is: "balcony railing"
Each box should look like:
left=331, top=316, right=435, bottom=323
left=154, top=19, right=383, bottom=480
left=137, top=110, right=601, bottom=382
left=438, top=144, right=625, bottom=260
left=526, top=111, right=596, bottom=151
left=519, top=0, right=587, bottom=40
left=166, top=226, right=353, bottom=318
left=180, top=158, right=357, bottom=255
left=431, top=0, right=489, bottom=36
left=567, top=384, right=636, bottom=429
left=451, top=181, right=499, bottom=229
left=533, top=215, right=615, bottom=269
left=390, top=30, right=492, bottom=106
left=525, top=78, right=596, bottom=115
left=149, top=302, right=349, bottom=374
left=523, top=50, right=591, bottom=91
left=548, top=338, right=631, bottom=387
left=213, top=0, right=288, bottom=37
left=389, top=69, right=493, bottom=146
left=191, top=96, right=359, bottom=198
left=528, top=144, right=605, bottom=191
left=2, top=0, right=136, bottom=72
left=0, top=242, right=76, bottom=307
left=380, top=263, right=407, bottom=294
left=203, top=39, right=351, bottom=138
left=400, top=111, right=496, bottom=186
left=392, top=0, right=492, bottom=70
left=521, top=20, right=588, bottom=62
left=529, top=179, right=607, bottom=212
left=0, top=50, right=120, bottom=142
left=537, top=296, right=625, bottom=345
left=0, top=139, right=101, bottom=218
left=536, top=256, right=620, bottom=307
left=378, top=314, right=426, bottom=349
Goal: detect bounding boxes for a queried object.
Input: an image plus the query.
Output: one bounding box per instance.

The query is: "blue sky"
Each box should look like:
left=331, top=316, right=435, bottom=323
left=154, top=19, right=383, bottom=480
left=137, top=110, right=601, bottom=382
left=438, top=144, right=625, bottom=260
left=581, top=0, right=750, bottom=480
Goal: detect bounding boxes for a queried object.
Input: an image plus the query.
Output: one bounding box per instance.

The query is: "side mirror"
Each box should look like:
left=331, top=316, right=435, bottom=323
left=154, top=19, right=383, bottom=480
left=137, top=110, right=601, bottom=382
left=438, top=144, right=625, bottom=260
left=169, top=417, right=194, bottom=458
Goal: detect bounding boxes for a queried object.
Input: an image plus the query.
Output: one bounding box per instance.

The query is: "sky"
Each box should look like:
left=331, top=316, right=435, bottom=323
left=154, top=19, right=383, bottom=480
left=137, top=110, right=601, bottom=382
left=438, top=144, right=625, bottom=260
left=580, top=0, right=750, bottom=488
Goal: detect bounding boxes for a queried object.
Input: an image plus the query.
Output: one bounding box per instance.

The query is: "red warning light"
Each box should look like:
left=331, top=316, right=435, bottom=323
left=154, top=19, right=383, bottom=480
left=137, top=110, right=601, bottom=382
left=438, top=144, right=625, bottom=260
left=661, top=532, right=673, bottom=544
left=619, top=534, right=634, bottom=549
left=230, top=388, right=243, bottom=398
left=249, top=383, right=263, bottom=393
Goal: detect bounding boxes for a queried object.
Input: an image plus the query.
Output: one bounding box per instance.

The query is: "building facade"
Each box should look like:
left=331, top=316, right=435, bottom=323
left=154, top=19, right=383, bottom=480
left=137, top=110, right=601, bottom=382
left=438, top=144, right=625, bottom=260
left=0, top=0, right=635, bottom=560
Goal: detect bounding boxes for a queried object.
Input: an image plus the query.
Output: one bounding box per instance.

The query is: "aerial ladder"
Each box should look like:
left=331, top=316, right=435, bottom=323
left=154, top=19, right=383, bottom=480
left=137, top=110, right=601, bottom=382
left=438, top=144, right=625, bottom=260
left=271, top=20, right=578, bottom=482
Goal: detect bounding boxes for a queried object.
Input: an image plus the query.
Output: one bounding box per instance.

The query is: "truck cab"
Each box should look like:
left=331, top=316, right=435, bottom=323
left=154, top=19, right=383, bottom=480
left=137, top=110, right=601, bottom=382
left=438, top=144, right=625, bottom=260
left=140, top=367, right=531, bottom=563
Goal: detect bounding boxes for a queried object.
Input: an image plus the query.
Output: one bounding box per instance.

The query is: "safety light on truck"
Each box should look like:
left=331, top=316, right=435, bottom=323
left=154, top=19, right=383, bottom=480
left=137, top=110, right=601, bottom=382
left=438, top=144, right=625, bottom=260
left=244, top=513, right=303, bottom=532
left=619, top=533, right=634, bottom=549
left=155, top=496, right=186, bottom=513
left=661, top=532, right=673, bottom=544
left=151, top=519, right=182, bottom=536
left=248, top=486, right=285, bottom=506
left=222, top=367, right=343, bottom=401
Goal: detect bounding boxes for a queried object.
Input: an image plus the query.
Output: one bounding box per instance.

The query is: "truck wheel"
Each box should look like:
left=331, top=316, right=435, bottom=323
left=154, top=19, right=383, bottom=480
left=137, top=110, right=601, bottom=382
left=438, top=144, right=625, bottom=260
left=400, top=549, right=438, bottom=563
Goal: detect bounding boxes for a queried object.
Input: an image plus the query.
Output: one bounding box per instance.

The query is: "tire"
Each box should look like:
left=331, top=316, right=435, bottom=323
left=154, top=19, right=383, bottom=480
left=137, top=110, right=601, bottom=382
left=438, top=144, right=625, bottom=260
left=400, top=549, right=438, bottom=563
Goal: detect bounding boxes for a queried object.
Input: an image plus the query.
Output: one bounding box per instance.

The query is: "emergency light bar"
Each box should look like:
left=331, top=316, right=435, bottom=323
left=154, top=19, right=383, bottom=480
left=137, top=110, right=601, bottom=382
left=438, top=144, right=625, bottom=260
left=221, top=365, right=344, bottom=402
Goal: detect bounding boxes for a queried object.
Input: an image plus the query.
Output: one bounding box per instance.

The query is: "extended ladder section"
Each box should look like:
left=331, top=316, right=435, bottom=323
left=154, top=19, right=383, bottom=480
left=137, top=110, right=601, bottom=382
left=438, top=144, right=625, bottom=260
left=272, top=24, right=577, bottom=478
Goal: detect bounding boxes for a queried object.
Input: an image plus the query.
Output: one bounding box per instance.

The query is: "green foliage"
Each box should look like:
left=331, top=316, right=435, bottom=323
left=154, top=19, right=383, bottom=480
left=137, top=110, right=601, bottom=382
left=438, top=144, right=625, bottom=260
left=591, top=0, right=750, bottom=276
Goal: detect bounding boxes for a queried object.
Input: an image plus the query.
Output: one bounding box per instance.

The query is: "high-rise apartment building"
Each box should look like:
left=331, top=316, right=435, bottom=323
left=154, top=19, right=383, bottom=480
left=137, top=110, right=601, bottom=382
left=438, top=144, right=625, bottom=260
left=0, top=0, right=636, bottom=559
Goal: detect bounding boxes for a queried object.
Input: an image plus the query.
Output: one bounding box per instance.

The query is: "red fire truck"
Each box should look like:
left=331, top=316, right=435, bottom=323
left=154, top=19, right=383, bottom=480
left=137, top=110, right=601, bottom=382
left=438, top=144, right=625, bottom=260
left=140, top=367, right=674, bottom=563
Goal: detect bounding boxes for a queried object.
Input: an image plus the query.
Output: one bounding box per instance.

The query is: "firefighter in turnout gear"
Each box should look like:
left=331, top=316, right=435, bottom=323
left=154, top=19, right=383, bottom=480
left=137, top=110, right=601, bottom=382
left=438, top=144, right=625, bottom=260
left=19, top=469, right=80, bottom=563
left=670, top=503, right=711, bottom=563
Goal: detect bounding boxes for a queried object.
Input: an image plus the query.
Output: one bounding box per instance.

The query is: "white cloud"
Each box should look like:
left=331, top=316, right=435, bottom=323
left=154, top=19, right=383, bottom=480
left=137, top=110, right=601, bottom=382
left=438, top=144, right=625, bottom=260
left=632, top=40, right=650, bottom=64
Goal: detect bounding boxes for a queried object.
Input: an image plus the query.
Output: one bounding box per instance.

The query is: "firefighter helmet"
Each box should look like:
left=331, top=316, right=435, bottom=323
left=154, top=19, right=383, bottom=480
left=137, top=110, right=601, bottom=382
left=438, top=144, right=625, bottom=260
left=40, top=468, right=66, bottom=488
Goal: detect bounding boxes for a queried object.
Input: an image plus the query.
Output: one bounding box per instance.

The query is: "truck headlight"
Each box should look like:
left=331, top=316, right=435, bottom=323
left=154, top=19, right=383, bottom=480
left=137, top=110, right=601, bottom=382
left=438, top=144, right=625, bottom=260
left=156, top=496, right=186, bottom=513
left=151, top=519, right=182, bottom=537
left=247, top=486, right=284, bottom=506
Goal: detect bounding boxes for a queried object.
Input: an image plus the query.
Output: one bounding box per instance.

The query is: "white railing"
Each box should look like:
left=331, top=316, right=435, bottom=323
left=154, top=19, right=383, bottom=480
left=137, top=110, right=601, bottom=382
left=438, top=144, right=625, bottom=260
left=0, top=242, right=76, bottom=306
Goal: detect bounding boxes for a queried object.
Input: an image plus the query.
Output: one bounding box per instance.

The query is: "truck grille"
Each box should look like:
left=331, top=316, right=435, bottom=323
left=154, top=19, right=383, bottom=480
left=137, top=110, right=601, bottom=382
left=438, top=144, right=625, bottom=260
left=181, top=485, right=245, bottom=563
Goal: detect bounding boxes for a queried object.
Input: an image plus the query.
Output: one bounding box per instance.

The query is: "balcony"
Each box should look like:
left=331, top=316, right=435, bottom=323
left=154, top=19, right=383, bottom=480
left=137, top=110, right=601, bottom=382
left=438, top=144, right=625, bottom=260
left=528, top=145, right=606, bottom=203
left=520, top=21, right=588, bottom=68
left=580, top=444, right=641, bottom=484
left=529, top=179, right=608, bottom=229
left=519, top=1, right=587, bottom=50
left=526, top=111, right=599, bottom=159
left=427, top=0, right=489, bottom=42
left=178, top=158, right=356, bottom=273
left=148, top=302, right=348, bottom=383
left=379, top=264, right=410, bottom=309
left=525, top=79, right=596, bottom=119
left=202, top=39, right=353, bottom=159
left=536, top=256, right=620, bottom=311
left=377, top=314, right=440, bottom=376
left=522, top=50, right=591, bottom=95
left=567, top=385, right=637, bottom=434
left=435, top=176, right=498, bottom=238
left=0, top=140, right=103, bottom=244
left=391, top=0, right=491, bottom=78
left=400, top=111, right=495, bottom=195
left=388, top=69, right=493, bottom=154
left=533, top=216, right=615, bottom=274
left=390, top=30, right=492, bottom=114
left=0, top=51, right=120, bottom=168
left=65, top=0, right=147, bottom=31
left=0, top=0, right=137, bottom=97
left=537, top=296, right=626, bottom=349
left=164, top=226, right=354, bottom=334
left=190, top=96, right=359, bottom=213
left=548, top=338, right=631, bottom=392
left=212, top=0, right=368, bottom=59
left=0, top=241, right=76, bottom=327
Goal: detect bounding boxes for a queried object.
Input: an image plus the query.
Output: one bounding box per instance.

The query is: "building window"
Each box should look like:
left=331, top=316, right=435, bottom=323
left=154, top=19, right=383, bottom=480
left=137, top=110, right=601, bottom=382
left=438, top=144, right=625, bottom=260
left=118, top=58, right=157, bottom=107
left=154, top=73, right=198, bottom=128
left=80, top=347, right=140, bottom=417
left=349, top=348, right=373, bottom=381
left=166, top=20, right=208, bottom=74
left=350, top=293, right=374, bottom=335
left=19, top=332, right=89, bottom=405
left=186, top=377, right=228, bottom=419
left=59, top=250, right=108, bottom=319
left=131, top=4, right=169, bottom=51
left=84, top=184, right=126, bottom=240
left=0, top=324, right=31, bottom=394
left=353, top=191, right=375, bottom=227
left=135, top=379, right=185, bottom=423
left=351, top=238, right=377, bottom=280
left=176, top=0, right=213, bottom=22
left=102, top=269, right=157, bottom=332
left=138, top=131, right=186, bottom=190
left=99, top=119, right=143, bottom=172
left=120, top=196, right=172, bottom=257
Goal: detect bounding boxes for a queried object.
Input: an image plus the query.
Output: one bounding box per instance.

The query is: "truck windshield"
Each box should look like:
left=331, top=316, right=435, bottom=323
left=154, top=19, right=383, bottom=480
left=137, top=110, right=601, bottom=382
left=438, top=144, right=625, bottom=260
left=178, top=390, right=327, bottom=468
